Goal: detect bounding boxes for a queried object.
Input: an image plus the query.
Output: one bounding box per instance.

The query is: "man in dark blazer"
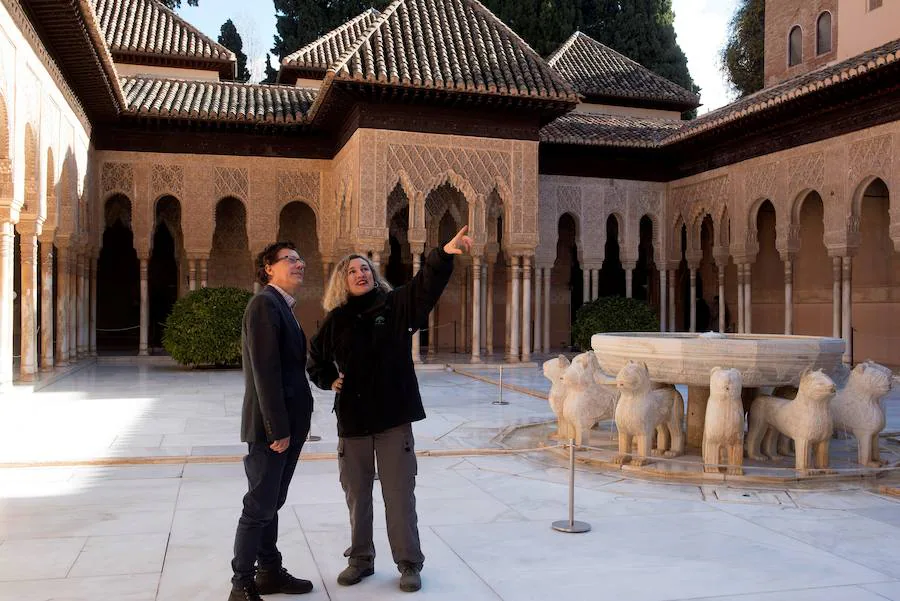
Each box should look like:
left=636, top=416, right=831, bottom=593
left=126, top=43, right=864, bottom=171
left=229, top=242, right=314, bottom=601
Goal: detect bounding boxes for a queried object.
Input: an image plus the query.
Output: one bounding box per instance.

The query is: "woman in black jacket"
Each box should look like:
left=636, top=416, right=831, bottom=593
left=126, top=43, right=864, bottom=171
left=307, top=226, right=472, bottom=593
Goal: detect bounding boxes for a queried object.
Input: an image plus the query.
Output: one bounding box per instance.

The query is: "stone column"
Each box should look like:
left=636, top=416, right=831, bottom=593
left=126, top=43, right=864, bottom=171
left=509, top=255, right=521, bottom=361
left=590, top=268, right=598, bottom=301
left=737, top=265, right=745, bottom=334
left=460, top=265, right=468, bottom=356
left=659, top=268, right=667, bottom=332
left=54, top=246, right=69, bottom=366
left=521, top=255, right=532, bottom=362
left=40, top=241, right=54, bottom=371
left=534, top=266, right=543, bottom=353
left=90, top=255, right=97, bottom=357
left=689, top=265, right=697, bottom=333
left=582, top=268, right=590, bottom=304
left=188, top=259, right=197, bottom=291
left=19, top=225, right=39, bottom=380
left=842, top=256, right=852, bottom=364
left=480, top=262, right=488, bottom=354
left=0, top=221, right=15, bottom=388
left=68, top=252, right=77, bottom=360
left=624, top=262, right=635, bottom=298
left=486, top=260, right=494, bottom=356
left=471, top=256, right=482, bottom=363
left=199, top=259, right=208, bottom=288
left=718, top=270, right=726, bottom=333
left=412, top=252, right=422, bottom=363
left=78, top=254, right=87, bottom=357
left=668, top=269, right=676, bottom=332
left=542, top=267, right=551, bottom=353
left=784, top=257, right=793, bottom=335
left=831, top=257, right=841, bottom=338
left=505, top=258, right=512, bottom=356
left=139, top=257, right=149, bottom=356
left=744, top=263, right=753, bottom=334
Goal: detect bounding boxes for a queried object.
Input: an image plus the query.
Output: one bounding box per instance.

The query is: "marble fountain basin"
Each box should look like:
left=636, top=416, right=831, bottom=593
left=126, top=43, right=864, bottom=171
left=591, top=332, right=845, bottom=388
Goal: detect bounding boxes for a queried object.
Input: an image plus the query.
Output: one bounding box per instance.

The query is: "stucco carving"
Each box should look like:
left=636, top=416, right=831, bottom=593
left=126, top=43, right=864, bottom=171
left=101, top=162, right=134, bottom=197
left=849, top=134, right=891, bottom=186
left=787, top=152, right=825, bottom=198
left=151, top=164, right=183, bottom=199
left=213, top=166, right=249, bottom=201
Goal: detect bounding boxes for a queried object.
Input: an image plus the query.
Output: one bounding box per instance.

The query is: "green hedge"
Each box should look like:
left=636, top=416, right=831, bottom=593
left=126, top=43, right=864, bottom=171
left=163, top=287, right=253, bottom=367
left=572, top=296, right=659, bottom=351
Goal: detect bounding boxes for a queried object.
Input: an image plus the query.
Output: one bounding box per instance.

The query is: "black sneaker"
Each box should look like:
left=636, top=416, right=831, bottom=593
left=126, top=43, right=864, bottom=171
left=255, top=566, right=313, bottom=595
left=337, top=564, right=375, bottom=586
left=399, top=565, right=422, bottom=592
left=228, top=582, right=263, bottom=601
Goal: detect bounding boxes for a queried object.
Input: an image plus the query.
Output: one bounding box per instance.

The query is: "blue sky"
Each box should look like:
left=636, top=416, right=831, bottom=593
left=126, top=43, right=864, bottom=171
left=178, top=0, right=740, bottom=113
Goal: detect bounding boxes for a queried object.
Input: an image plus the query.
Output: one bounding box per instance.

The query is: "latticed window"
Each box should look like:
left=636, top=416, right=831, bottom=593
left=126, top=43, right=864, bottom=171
left=816, top=12, right=832, bottom=55
left=789, top=26, right=803, bottom=66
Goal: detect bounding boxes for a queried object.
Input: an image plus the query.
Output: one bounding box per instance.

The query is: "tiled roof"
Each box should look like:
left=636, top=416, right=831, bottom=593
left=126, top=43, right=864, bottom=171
left=668, top=37, right=900, bottom=142
left=330, top=0, right=578, bottom=102
left=121, top=76, right=316, bottom=124
left=543, top=37, right=900, bottom=148
left=541, top=112, right=685, bottom=147
left=90, top=0, right=235, bottom=74
left=547, top=32, right=699, bottom=109
left=281, top=9, right=380, bottom=73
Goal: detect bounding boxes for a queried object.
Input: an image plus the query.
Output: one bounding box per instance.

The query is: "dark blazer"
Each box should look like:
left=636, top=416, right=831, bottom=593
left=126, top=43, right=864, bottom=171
left=307, top=248, right=453, bottom=437
left=240, top=285, right=313, bottom=443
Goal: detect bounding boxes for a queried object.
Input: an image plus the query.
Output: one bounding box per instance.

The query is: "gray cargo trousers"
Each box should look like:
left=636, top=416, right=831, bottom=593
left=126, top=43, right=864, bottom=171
left=338, top=422, right=425, bottom=571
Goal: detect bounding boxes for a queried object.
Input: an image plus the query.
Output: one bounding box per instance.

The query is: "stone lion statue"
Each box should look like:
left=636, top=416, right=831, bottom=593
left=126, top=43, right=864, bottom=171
left=831, top=361, right=893, bottom=467
left=703, top=367, right=745, bottom=476
left=613, top=361, right=685, bottom=466
left=543, top=355, right=571, bottom=438
left=560, top=352, right=618, bottom=446
left=746, top=369, right=836, bottom=473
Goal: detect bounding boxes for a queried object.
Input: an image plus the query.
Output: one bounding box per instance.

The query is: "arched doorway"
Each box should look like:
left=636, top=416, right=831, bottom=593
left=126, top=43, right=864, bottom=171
left=552, top=213, right=581, bottom=349
left=697, top=215, right=715, bottom=332
left=675, top=223, right=688, bottom=331
left=425, top=183, right=467, bottom=353
left=634, top=215, right=657, bottom=308
left=209, top=197, right=250, bottom=289
left=97, top=194, right=140, bottom=351
left=385, top=184, right=412, bottom=288
left=853, top=178, right=898, bottom=367
left=793, top=192, right=831, bottom=336
left=277, top=201, right=324, bottom=334
left=149, top=196, right=182, bottom=350
left=751, top=200, right=783, bottom=334
left=599, top=215, right=624, bottom=297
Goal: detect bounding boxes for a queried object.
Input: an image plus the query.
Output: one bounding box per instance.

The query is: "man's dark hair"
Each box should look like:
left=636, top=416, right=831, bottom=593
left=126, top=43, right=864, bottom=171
left=256, top=241, right=300, bottom=286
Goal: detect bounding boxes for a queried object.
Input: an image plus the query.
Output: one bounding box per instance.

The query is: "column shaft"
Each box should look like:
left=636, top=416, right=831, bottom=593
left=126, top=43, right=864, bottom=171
left=542, top=268, right=551, bottom=353
left=55, top=247, right=69, bottom=366
left=659, top=268, right=667, bottom=332
left=784, top=259, right=793, bottom=335
left=19, top=230, right=39, bottom=380
left=40, top=242, right=54, bottom=370
left=139, top=258, right=149, bottom=356
left=509, top=256, right=521, bottom=361
left=841, top=256, right=852, bottom=364
left=534, top=266, right=543, bottom=352
left=521, top=256, right=532, bottom=362
left=689, top=268, right=697, bottom=333
left=0, top=222, right=14, bottom=387
left=832, top=257, right=841, bottom=338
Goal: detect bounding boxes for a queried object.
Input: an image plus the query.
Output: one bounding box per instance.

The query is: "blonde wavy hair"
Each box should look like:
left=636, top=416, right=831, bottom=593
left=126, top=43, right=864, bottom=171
left=322, top=254, right=393, bottom=312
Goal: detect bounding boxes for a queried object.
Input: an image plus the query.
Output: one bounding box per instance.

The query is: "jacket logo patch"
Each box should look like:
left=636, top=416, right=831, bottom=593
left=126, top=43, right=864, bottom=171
left=374, top=316, right=386, bottom=326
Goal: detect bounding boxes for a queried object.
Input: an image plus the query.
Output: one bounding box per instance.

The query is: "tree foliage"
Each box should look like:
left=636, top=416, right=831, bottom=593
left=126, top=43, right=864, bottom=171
left=572, top=296, right=659, bottom=352
left=163, top=287, right=252, bottom=368
left=721, top=0, right=765, bottom=97
left=271, top=0, right=392, bottom=60
left=262, top=53, right=279, bottom=84
left=218, top=19, right=251, bottom=82
left=159, top=0, right=198, bottom=9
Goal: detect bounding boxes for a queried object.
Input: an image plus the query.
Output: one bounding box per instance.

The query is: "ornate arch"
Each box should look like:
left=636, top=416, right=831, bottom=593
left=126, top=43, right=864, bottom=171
left=851, top=175, right=890, bottom=218
left=639, top=212, right=662, bottom=265
left=790, top=188, right=822, bottom=226
left=423, top=169, right=477, bottom=208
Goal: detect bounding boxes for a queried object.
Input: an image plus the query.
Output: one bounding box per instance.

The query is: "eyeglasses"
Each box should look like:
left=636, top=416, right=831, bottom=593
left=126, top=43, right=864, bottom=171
left=273, top=256, right=305, bottom=266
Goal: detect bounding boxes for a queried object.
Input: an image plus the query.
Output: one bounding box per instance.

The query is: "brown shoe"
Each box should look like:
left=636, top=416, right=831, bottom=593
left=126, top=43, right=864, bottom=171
left=399, top=565, right=421, bottom=592
left=337, top=564, right=374, bottom=586
left=254, top=566, right=313, bottom=595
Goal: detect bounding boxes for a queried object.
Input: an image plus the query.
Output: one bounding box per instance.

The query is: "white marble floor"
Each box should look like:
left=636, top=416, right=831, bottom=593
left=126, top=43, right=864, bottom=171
left=0, top=363, right=899, bottom=601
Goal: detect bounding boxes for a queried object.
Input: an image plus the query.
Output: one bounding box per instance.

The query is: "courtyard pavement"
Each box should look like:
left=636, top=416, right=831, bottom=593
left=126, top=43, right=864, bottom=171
left=1, top=360, right=900, bottom=601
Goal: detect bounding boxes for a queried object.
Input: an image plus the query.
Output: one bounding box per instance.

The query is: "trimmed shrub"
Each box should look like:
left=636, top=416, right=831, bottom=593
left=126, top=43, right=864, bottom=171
left=163, top=287, right=252, bottom=367
left=572, top=296, right=659, bottom=351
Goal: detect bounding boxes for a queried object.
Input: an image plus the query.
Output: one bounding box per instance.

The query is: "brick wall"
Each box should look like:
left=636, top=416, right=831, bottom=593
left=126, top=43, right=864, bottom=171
left=764, top=0, right=838, bottom=87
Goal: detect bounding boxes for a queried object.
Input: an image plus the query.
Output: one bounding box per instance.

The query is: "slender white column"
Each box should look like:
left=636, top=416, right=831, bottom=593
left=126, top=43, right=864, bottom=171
left=668, top=269, right=676, bottom=332
left=521, top=256, right=532, bottom=362
left=744, top=264, right=752, bottom=334
left=19, top=227, right=39, bottom=380
left=542, top=267, right=551, bottom=353
left=718, top=269, right=726, bottom=333
left=89, top=256, right=97, bottom=356
left=188, top=259, right=197, bottom=291
left=505, top=259, right=512, bottom=355
left=480, top=262, right=488, bottom=353
left=509, top=256, right=521, bottom=361
left=486, top=261, right=494, bottom=356
left=0, top=221, right=15, bottom=388
left=534, top=266, right=543, bottom=352
left=459, top=266, right=467, bottom=355
left=689, top=267, right=697, bottom=333
left=55, top=246, right=69, bottom=366
left=139, top=258, right=149, bottom=356
left=582, top=268, right=590, bottom=304
left=842, top=256, right=852, bottom=364
left=40, top=242, right=54, bottom=371
left=832, top=256, right=841, bottom=338
left=68, top=253, right=76, bottom=359
left=784, top=259, right=793, bottom=335
left=625, top=264, right=634, bottom=298
left=737, top=265, right=745, bottom=334
left=199, top=259, right=208, bottom=288
left=590, top=269, right=598, bottom=301
left=412, top=253, right=422, bottom=363
left=471, top=257, right=482, bottom=363
left=78, top=254, right=87, bottom=357
left=659, top=268, right=667, bottom=332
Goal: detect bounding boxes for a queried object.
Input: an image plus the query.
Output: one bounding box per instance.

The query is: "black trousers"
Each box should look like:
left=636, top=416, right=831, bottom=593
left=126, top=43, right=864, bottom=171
left=231, top=437, right=305, bottom=586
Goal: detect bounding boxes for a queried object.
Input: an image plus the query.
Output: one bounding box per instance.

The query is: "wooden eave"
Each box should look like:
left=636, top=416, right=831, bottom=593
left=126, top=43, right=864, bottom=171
left=112, top=51, right=236, bottom=80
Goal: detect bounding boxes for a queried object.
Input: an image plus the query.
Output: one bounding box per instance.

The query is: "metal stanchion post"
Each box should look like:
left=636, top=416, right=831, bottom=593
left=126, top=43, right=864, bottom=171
left=493, top=364, right=508, bottom=405
left=552, top=439, right=591, bottom=533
